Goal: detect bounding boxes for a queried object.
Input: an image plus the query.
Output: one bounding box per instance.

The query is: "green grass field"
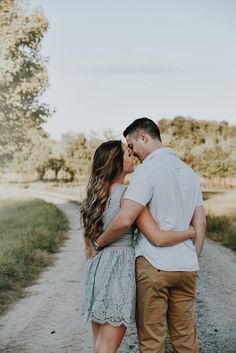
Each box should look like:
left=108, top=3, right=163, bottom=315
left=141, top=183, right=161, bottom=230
left=206, top=213, right=236, bottom=252
left=0, top=199, right=69, bottom=314
left=202, top=192, right=236, bottom=252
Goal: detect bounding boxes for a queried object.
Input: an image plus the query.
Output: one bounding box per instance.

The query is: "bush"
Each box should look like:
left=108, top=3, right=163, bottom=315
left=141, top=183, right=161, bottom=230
left=206, top=214, right=236, bottom=251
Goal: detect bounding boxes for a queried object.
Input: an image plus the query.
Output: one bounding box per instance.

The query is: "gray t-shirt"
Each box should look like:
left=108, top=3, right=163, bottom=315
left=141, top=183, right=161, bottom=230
left=124, top=147, right=203, bottom=271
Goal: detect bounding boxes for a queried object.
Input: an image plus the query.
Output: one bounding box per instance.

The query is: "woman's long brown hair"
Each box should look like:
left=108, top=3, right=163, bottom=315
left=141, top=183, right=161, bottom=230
left=80, top=140, right=124, bottom=242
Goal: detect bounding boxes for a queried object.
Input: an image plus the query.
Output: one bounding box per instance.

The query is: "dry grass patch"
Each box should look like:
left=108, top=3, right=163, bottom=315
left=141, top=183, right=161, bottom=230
left=206, top=213, right=236, bottom=252
left=0, top=199, right=69, bottom=314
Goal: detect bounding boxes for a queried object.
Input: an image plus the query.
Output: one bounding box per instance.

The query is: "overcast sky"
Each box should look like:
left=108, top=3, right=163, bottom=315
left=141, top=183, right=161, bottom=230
left=29, top=0, right=236, bottom=139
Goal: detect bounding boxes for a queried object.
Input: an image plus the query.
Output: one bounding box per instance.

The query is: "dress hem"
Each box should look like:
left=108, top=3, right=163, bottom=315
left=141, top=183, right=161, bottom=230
left=87, top=317, right=131, bottom=328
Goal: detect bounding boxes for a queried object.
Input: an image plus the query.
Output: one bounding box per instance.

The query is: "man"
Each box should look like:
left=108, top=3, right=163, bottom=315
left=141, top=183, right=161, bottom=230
left=95, top=117, right=206, bottom=353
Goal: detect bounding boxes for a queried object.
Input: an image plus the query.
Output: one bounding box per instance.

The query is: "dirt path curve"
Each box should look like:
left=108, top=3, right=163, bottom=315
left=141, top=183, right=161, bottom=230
left=196, top=239, right=236, bottom=353
left=0, top=187, right=235, bottom=353
left=0, top=189, right=93, bottom=353
left=0, top=188, right=138, bottom=353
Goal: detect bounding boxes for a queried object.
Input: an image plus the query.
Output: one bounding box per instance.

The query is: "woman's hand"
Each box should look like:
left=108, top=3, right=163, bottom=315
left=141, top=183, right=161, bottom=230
left=188, top=225, right=196, bottom=242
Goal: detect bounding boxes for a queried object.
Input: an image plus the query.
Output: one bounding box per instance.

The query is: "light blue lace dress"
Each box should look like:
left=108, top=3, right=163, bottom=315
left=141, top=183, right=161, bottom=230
left=82, top=184, right=136, bottom=328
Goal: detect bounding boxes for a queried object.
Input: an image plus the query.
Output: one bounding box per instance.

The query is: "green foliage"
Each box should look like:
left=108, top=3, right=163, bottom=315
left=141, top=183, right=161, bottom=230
left=206, top=214, right=236, bottom=251
left=46, top=156, right=65, bottom=181
left=0, top=198, right=68, bottom=312
left=36, top=163, right=47, bottom=181
left=158, top=116, right=236, bottom=177
left=35, top=154, right=78, bottom=182
left=57, top=130, right=119, bottom=177
left=59, top=132, right=92, bottom=176
left=63, top=165, right=75, bottom=182
left=8, top=127, right=53, bottom=174
left=0, top=0, right=50, bottom=166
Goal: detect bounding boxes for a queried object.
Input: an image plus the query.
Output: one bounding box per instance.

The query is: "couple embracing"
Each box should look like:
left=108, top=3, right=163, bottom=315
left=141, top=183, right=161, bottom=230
left=81, top=117, right=206, bottom=353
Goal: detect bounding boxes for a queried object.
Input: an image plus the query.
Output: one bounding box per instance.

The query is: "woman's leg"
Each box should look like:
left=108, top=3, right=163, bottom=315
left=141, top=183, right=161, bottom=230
left=95, top=323, right=126, bottom=353
left=92, top=321, right=101, bottom=353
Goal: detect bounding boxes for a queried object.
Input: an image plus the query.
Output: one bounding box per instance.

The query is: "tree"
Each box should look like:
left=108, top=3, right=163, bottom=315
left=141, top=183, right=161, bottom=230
left=46, top=157, right=65, bottom=181
left=60, top=132, right=92, bottom=176
left=36, top=162, right=47, bottom=181
left=158, top=116, right=236, bottom=177
left=0, top=0, right=50, bottom=167
left=63, top=166, right=75, bottom=182
left=9, top=127, right=52, bottom=176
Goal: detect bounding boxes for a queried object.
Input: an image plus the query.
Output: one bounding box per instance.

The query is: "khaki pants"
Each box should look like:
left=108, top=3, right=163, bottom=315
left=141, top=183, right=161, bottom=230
left=136, top=256, right=198, bottom=353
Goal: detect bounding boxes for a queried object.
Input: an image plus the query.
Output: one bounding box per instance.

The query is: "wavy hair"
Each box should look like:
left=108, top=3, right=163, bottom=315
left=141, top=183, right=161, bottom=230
left=80, top=140, right=124, bottom=242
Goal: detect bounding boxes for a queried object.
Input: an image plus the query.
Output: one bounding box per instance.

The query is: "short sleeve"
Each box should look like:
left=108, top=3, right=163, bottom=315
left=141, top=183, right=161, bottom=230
left=124, top=165, right=152, bottom=206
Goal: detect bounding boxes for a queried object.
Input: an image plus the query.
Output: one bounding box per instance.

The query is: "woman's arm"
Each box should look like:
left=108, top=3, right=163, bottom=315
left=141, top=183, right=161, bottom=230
left=135, top=207, right=195, bottom=246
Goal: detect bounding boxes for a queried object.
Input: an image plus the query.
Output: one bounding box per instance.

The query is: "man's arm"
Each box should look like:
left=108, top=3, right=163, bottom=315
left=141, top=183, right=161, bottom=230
left=96, top=199, right=144, bottom=248
left=136, top=207, right=195, bottom=246
left=191, top=205, right=206, bottom=257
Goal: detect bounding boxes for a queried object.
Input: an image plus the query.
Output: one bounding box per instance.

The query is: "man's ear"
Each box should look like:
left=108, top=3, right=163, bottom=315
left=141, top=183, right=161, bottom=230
left=139, top=131, right=148, bottom=143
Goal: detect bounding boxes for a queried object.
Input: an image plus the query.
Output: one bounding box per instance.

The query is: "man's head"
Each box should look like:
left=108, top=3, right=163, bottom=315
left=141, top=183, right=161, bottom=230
left=123, top=117, right=162, bottom=162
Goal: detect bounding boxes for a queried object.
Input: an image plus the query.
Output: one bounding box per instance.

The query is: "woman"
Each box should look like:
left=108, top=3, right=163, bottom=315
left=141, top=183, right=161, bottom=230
left=80, top=140, right=195, bottom=353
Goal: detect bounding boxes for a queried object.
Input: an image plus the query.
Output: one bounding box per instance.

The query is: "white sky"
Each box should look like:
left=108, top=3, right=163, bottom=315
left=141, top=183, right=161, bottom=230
left=29, top=0, right=236, bottom=140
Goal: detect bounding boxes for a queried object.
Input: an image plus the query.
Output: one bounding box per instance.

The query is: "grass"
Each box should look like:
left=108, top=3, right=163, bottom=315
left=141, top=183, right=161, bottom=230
left=206, top=213, right=236, bottom=251
left=70, top=200, right=81, bottom=206
left=202, top=191, right=223, bottom=201
left=0, top=199, right=69, bottom=314
left=202, top=191, right=236, bottom=252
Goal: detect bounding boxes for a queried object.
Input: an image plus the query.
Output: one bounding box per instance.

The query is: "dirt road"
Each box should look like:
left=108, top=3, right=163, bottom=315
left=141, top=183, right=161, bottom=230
left=0, top=188, right=235, bottom=353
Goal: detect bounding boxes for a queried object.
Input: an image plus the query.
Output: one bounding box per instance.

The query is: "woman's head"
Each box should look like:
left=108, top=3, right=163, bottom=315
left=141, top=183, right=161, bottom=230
left=90, top=140, right=124, bottom=184
left=80, top=140, right=134, bottom=241
left=91, top=140, right=134, bottom=182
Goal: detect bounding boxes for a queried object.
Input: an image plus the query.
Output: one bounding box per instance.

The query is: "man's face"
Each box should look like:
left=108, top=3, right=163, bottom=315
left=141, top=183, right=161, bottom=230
left=125, top=133, right=145, bottom=162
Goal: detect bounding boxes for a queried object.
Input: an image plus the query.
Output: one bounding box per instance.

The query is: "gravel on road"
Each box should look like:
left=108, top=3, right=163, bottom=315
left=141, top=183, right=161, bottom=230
left=0, top=187, right=235, bottom=353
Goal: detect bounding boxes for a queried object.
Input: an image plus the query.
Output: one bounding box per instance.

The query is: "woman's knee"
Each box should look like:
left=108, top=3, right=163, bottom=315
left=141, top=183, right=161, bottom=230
left=95, top=325, right=126, bottom=353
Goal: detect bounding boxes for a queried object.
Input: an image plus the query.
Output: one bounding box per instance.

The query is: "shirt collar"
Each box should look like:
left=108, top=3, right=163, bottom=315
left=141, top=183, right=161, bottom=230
left=143, top=147, right=175, bottom=163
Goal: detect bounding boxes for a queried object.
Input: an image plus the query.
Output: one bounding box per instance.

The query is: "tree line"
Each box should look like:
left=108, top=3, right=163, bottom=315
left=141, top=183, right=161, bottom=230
left=159, top=117, right=236, bottom=177
left=1, top=1, right=235, bottom=182
left=2, top=117, right=236, bottom=182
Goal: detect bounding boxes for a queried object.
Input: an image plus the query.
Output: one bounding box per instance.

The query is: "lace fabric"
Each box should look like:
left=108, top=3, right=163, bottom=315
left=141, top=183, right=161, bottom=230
left=82, top=184, right=136, bottom=327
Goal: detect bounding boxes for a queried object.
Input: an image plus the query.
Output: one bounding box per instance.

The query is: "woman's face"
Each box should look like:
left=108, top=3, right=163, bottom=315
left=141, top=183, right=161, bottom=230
left=122, top=143, right=135, bottom=174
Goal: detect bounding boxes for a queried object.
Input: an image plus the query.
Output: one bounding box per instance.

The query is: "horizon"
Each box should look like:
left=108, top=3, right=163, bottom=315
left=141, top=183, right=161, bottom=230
left=42, top=115, right=236, bottom=141
left=29, top=0, right=236, bottom=140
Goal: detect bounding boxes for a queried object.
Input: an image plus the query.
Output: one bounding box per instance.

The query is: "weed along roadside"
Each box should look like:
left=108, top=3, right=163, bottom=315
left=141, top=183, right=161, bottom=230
left=0, top=188, right=235, bottom=352
left=0, top=198, right=69, bottom=314
left=203, top=191, right=236, bottom=253
left=206, top=214, right=236, bottom=252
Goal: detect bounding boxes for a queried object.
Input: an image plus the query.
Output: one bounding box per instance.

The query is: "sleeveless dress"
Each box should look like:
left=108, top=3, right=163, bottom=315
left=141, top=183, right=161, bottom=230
left=82, top=184, right=136, bottom=327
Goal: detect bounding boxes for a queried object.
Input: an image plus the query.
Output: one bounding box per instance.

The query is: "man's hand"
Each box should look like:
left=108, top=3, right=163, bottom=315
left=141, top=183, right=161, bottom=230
left=191, top=205, right=206, bottom=257
left=188, top=225, right=196, bottom=242
left=84, top=237, right=95, bottom=259
left=96, top=199, right=144, bottom=248
left=90, top=247, right=100, bottom=258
